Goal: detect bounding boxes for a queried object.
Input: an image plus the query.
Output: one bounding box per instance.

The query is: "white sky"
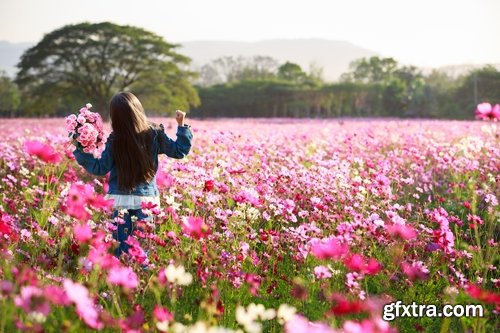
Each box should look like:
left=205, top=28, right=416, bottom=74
left=1, top=0, right=499, bottom=67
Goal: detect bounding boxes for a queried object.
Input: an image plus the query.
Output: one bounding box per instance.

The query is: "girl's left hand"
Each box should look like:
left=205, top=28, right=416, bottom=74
left=176, top=110, right=186, bottom=126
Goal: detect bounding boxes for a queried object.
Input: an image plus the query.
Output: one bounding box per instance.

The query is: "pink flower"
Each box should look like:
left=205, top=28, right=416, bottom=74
left=66, top=114, right=78, bottom=132
left=343, top=317, right=397, bottom=333
left=44, top=285, right=70, bottom=306
left=475, top=102, right=500, bottom=121
left=153, top=305, right=173, bottom=322
left=314, top=265, right=332, bottom=279
left=343, top=255, right=382, bottom=275
left=74, top=222, right=92, bottom=243
left=107, top=266, right=139, bottom=289
left=63, top=183, right=113, bottom=221
left=63, top=183, right=94, bottom=221
left=310, top=237, right=349, bottom=260
left=87, top=194, right=114, bottom=212
left=24, top=140, right=61, bottom=163
left=285, top=315, right=335, bottom=333
left=181, top=216, right=211, bottom=239
left=386, top=223, right=417, bottom=240
left=63, top=279, right=103, bottom=329
left=401, top=261, right=429, bottom=281
left=14, top=286, right=51, bottom=317
left=125, top=237, right=148, bottom=264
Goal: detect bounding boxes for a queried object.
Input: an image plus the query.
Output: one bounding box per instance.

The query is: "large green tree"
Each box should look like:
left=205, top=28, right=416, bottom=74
left=15, top=22, right=199, bottom=117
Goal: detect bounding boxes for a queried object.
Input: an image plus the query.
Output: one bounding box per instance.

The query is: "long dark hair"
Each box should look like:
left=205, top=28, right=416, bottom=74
left=110, top=92, right=155, bottom=192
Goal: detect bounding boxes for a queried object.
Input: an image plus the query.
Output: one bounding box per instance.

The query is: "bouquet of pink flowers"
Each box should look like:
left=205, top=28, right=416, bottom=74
left=66, top=103, right=106, bottom=156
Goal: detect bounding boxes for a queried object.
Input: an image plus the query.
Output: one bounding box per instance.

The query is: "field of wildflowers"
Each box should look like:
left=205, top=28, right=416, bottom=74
left=0, top=117, right=498, bottom=332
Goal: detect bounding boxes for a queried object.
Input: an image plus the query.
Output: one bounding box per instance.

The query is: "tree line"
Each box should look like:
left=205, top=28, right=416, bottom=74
left=191, top=56, right=500, bottom=119
left=0, top=22, right=499, bottom=119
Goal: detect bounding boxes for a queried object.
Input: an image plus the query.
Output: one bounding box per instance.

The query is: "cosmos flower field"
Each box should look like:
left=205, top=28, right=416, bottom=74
left=0, top=118, right=498, bottom=333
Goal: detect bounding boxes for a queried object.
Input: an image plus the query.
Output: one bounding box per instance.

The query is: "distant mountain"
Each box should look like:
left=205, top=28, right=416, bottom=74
left=178, top=39, right=379, bottom=81
left=421, top=63, right=500, bottom=78
left=0, top=41, right=33, bottom=77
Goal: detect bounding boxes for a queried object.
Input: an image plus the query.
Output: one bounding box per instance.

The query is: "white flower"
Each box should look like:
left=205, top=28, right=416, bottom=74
left=236, top=305, right=254, bottom=327
left=171, top=322, right=188, bottom=333
left=165, top=264, right=193, bottom=286
left=86, top=103, right=92, bottom=109
left=27, top=311, right=47, bottom=323
left=277, top=304, right=297, bottom=324
left=157, top=321, right=169, bottom=332
left=236, top=303, right=276, bottom=333
left=164, top=194, right=181, bottom=211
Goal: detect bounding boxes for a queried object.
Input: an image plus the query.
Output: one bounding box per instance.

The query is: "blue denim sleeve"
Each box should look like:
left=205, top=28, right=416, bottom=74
left=158, top=124, right=193, bottom=159
left=72, top=136, right=114, bottom=176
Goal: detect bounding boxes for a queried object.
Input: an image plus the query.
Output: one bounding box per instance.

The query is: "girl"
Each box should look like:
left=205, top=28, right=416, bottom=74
left=73, top=92, right=193, bottom=257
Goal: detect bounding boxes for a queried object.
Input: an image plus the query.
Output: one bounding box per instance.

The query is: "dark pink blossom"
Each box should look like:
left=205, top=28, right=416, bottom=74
left=310, top=237, right=349, bottom=260
left=24, top=140, right=61, bottom=163
left=181, top=216, right=211, bottom=239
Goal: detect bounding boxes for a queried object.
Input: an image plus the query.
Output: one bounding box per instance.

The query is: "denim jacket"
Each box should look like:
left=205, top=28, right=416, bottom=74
left=73, top=124, right=193, bottom=196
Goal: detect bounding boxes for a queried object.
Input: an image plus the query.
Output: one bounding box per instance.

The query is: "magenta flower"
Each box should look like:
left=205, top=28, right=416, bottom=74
left=107, top=266, right=139, bottom=290
left=181, top=216, right=211, bottom=239
left=73, top=222, right=92, bottom=243
left=63, top=183, right=93, bottom=221
left=386, top=223, right=417, bottom=240
left=63, top=183, right=113, bottom=221
left=153, top=305, right=173, bottom=322
left=87, top=193, right=114, bottom=212
left=475, top=102, right=500, bottom=121
left=310, top=237, right=349, bottom=260
left=344, top=254, right=382, bottom=275
left=24, top=140, right=61, bottom=163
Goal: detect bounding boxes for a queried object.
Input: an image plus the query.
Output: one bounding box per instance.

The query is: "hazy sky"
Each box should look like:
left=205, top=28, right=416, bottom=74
left=1, top=0, right=499, bottom=67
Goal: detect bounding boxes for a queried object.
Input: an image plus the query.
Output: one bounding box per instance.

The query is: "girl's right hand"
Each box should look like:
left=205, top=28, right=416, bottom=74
left=176, top=110, right=186, bottom=126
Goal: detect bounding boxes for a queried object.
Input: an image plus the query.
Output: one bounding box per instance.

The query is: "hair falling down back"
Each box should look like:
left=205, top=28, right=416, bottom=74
left=109, top=92, right=156, bottom=192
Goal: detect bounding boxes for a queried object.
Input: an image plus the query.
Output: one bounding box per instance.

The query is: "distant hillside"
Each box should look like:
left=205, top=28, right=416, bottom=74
left=1, top=39, right=498, bottom=81
left=0, top=41, right=33, bottom=77
left=178, top=39, right=379, bottom=81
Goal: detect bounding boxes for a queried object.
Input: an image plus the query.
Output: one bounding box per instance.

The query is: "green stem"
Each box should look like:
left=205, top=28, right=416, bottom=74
left=439, top=316, right=451, bottom=333
left=112, top=288, right=123, bottom=318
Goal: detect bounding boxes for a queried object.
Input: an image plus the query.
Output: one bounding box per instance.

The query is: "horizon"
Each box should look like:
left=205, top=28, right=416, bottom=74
left=1, top=0, right=499, bottom=68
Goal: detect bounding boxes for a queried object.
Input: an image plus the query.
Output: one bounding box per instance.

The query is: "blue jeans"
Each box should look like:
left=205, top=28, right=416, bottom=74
left=112, top=208, right=151, bottom=257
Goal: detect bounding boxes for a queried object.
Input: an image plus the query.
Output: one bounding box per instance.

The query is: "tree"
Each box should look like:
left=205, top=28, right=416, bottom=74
left=342, top=57, right=399, bottom=84
left=0, top=71, right=20, bottom=116
left=15, top=22, right=199, bottom=117
left=194, top=56, right=279, bottom=86
left=277, top=62, right=307, bottom=83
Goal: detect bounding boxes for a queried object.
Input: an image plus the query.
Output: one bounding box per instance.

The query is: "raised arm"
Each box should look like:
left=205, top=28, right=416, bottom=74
left=158, top=124, right=193, bottom=159
left=73, top=135, right=114, bottom=176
